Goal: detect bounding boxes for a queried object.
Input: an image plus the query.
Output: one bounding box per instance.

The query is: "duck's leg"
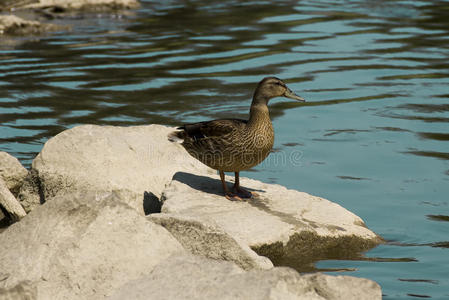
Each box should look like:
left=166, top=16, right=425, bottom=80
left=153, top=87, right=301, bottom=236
left=220, top=170, right=243, bottom=201
left=232, top=172, right=257, bottom=199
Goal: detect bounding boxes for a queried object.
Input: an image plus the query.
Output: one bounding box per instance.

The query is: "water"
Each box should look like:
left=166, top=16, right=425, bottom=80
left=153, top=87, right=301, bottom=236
left=1, top=0, right=448, bottom=298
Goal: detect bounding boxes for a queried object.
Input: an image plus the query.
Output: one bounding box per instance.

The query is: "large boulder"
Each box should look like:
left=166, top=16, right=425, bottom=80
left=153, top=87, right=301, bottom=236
left=109, top=254, right=382, bottom=300
left=0, top=191, right=184, bottom=299
left=156, top=172, right=382, bottom=271
left=1, top=124, right=384, bottom=298
left=0, top=151, right=28, bottom=196
left=18, top=124, right=213, bottom=214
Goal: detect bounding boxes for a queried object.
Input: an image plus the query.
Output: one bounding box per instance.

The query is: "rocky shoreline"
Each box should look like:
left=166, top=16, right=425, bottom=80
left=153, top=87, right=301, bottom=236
left=0, top=124, right=382, bottom=299
left=0, top=0, right=139, bottom=36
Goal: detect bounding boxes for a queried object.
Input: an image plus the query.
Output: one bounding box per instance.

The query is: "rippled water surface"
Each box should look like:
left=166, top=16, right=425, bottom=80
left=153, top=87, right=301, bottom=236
left=1, top=0, right=449, bottom=298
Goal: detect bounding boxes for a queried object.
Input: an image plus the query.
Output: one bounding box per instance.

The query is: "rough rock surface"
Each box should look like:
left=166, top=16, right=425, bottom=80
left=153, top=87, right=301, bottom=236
left=0, top=191, right=184, bottom=300
left=0, top=281, right=37, bottom=300
left=0, top=0, right=139, bottom=36
left=150, top=213, right=273, bottom=270
left=0, top=124, right=384, bottom=298
left=0, top=178, right=26, bottom=221
left=0, top=15, right=61, bottom=35
left=0, top=151, right=27, bottom=222
left=108, top=254, right=382, bottom=300
left=18, top=124, right=213, bottom=214
left=0, top=151, right=28, bottom=196
left=159, top=172, right=382, bottom=271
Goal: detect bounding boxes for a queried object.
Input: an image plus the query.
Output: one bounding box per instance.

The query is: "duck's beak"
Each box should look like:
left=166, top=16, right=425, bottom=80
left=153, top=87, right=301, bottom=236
left=284, top=88, right=305, bottom=102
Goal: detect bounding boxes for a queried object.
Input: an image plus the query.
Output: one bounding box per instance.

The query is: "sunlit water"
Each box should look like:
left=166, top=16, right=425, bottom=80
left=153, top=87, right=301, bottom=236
left=1, top=0, right=448, bottom=298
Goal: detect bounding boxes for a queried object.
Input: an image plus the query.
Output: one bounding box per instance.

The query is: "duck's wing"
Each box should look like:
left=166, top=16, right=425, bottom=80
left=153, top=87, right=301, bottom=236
left=180, top=119, right=247, bottom=141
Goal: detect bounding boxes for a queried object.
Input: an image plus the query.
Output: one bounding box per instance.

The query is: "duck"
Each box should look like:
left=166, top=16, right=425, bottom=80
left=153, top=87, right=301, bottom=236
left=168, top=77, right=305, bottom=201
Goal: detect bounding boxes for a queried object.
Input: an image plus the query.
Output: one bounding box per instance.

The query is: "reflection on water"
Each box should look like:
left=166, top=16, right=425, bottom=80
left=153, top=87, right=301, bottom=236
left=427, top=215, right=449, bottom=222
left=1, top=0, right=449, bottom=298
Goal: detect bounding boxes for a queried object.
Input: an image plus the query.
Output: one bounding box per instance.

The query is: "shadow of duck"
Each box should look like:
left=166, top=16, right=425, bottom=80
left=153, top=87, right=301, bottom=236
left=171, top=172, right=265, bottom=199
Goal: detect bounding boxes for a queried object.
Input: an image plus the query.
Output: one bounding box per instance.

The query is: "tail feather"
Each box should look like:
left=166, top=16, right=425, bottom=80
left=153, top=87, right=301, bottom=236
left=168, top=130, right=185, bottom=143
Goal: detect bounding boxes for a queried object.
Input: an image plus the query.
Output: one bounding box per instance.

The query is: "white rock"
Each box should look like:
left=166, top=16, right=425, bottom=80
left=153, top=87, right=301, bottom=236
left=0, top=178, right=26, bottom=221
left=108, top=254, right=382, bottom=300
left=17, top=0, right=139, bottom=11
left=0, top=152, right=27, bottom=221
left=159, top=172, right=381, bottom=268
left=300, top=273, right=382, bottom=300
left=0, top=191, right=184, bottom=300
left=0, top=151, right=28, bottom=195
left=19, top=124, right=213, bottom=213
left=0, top=15, right=61, bottom=36
left=150, top=213, right=273, bottom=270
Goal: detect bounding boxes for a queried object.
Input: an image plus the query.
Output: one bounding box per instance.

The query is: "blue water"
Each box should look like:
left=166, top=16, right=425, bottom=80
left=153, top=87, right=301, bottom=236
left=1, top=1, right=448, bottom=298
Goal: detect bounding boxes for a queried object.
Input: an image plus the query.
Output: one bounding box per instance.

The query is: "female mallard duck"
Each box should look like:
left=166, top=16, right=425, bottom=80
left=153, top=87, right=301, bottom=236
left=169, top=77, right=305, bottom=200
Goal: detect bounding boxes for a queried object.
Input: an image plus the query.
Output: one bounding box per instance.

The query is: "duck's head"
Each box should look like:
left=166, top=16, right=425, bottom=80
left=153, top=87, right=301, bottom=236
left=253, top=77, right=305, bottom=104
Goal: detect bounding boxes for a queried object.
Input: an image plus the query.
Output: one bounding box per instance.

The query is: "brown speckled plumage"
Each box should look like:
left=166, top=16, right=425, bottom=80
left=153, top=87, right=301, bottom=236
left=169, top=77, right=305, bottom=200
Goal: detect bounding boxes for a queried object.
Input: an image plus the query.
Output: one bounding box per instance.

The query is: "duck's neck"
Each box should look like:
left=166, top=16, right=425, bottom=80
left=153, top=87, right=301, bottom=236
left=247, top=96, right=271, bottom=128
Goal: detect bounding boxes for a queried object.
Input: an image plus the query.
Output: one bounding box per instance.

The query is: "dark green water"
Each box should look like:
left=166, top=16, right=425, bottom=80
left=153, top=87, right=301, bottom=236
left=1, top=1, right=448, bottom=298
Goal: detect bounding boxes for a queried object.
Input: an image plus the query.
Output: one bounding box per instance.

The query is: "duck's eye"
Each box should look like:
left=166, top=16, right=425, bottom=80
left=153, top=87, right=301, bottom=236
left=275, top=82, right=285, bottom=87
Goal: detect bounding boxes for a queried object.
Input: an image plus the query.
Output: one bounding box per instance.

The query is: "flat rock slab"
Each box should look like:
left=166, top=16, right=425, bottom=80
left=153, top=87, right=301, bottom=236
left=150, top=213, right=274, bottom=270
left=109, top=254, right=382, bottom=300
left=0, top=191, right=184, bottom=300
left=19, top=124, right=213, bottom=214
left=159, top=172, right=382, bottom=271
